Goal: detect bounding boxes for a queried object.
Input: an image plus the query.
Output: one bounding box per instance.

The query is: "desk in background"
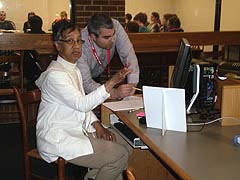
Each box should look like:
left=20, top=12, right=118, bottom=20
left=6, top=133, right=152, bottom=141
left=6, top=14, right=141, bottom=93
left=101, top=105, right=240, bottom=180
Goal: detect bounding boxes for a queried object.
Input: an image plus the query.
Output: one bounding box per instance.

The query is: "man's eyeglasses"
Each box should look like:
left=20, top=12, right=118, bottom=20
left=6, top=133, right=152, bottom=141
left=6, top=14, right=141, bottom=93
left=59, top=39, right=85, bottom=46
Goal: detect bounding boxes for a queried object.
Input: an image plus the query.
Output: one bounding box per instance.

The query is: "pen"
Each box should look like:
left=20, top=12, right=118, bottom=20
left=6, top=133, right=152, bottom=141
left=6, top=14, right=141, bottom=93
left=132, top=87, right=142, bottom=92
left=128, top=108, right=141, bottom=113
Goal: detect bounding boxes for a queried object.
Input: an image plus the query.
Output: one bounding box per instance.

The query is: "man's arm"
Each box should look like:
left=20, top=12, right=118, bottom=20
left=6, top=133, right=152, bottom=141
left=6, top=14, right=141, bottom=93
left=77, top=53, right=102, bottom=94
left=113, top=19, right=140, bottom=85
left=78, top=53, right=134, bottom=99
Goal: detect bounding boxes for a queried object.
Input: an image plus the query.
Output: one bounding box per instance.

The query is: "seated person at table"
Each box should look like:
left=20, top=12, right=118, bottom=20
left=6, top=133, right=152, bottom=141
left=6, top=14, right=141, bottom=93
left=134, top=12, right=151, bottom=33
left=35, top=20, right=133, bottom=180
left=0, top=10, right=16, bottom=30
left=23, top=11, right=35, bottom=33
left=147, top=12, right=161, bottom=32
left=160, top=13, right=176, bottom=32
left=124, top=13, right=132, bottom=30
left=126, top=21, right=139, bottom=33
left=23, top=15, right=45, bottom=90
left=52, top=11, right=70, bottom=28
left=28, top=15, right=45, bottom=33
left=167, top=16, right=184, bottom=32
left=77, top=13, right=140, bottom=99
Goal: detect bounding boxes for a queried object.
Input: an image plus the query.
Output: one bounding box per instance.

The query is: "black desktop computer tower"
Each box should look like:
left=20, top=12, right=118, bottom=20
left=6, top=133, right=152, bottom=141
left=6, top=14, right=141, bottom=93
left=191, top=59, right=216, bottom=111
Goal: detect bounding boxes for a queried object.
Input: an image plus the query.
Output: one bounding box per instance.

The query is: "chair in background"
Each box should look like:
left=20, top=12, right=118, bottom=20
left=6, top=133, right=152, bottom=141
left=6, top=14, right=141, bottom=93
left=0, top=51, right=24, bottom=123
left=0, top=51, right=24, bottom=92
left=13, top=87, right=67, bottom=180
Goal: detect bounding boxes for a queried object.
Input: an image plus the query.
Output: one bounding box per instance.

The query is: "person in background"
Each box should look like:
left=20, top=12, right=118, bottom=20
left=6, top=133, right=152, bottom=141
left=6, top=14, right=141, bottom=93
left=0, top=10, right=16, bottom=30
left=124, top=13, right=132, bottom=30
left=167, top=15, right=184, bottom=32
left=28, top=15, right=45, bottom=33
left=0, top=10, right=16, bottom=72
left=147, top=12, right=161, bottom=32
left=60, top=11, right=68, bottom=20
left=160, top=13, right=176, bottom=32
left=23, top=15, right=45, bottom=90
left=52, top=10, right=70, bottom=28
left=23, top=12, right=35, bottom=33
left=133, top=12, right=151, bottom=33
left=126, top=21, right=139, bottom=33
left=77, top=13, right=140, bottom=99
left=36, top=19, right=132, bottom=180
left=160, top=13, right=177, bottom=32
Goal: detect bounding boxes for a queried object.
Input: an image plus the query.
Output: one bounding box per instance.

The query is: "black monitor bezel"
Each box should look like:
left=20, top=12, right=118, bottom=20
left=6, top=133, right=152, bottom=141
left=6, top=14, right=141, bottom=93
left=170, top=38, right=192, bottom=89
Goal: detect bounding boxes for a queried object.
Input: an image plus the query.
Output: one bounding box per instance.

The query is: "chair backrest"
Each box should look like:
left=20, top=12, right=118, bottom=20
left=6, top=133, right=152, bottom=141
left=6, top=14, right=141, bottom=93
left=13, top=87, right=41, bottom=153
left=0, top=53, right=24, bottom=124
left=0, top=52, right=24, bottom=91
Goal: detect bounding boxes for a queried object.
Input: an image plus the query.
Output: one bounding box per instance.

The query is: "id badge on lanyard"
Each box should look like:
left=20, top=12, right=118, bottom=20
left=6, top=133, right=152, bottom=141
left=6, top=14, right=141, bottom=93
left=88, top=36, right=111, bottom=78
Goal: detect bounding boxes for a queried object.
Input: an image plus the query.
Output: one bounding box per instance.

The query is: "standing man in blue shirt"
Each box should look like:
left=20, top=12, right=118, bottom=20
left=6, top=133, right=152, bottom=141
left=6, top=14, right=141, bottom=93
left=77, top=13, right=140, bottom=99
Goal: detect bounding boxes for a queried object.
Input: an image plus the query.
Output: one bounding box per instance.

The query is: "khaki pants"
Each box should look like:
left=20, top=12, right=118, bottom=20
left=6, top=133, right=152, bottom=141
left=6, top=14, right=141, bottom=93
left=68, top=128, right=132, bottom=180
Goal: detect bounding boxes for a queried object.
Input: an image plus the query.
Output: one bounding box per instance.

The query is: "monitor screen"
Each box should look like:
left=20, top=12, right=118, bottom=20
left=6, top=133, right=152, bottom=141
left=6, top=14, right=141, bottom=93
left=170, top=38, right=192, bottom=89
left=170, top=38, right=200, bottom=113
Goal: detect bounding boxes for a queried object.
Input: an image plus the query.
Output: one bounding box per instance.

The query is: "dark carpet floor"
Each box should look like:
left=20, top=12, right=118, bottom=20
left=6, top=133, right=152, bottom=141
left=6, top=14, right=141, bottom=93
left=0, top=123, right=87, bottom=180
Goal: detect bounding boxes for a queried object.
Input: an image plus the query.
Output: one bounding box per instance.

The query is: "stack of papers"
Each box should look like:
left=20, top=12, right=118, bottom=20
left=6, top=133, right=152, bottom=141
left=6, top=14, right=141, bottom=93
left=103, top=96, right=143, bottom=111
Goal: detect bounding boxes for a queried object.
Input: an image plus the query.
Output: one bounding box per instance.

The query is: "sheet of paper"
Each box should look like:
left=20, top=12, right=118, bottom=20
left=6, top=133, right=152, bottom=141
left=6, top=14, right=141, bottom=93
left=163, top=88, right=187, bottom=132
left=143, top=86, right=163, bottom=129
left=103, top=96, right=143, bottom=111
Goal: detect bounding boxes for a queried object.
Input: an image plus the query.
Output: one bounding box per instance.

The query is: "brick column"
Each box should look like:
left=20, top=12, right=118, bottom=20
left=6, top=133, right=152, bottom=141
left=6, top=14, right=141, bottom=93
left=74, top=0, right=125, bottom=28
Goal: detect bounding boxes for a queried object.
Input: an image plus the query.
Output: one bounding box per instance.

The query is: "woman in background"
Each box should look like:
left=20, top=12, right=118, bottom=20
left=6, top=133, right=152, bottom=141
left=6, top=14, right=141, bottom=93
left=147, top=12, right=161, bottom=32
left=167, top=16, right=184, bottom=32
left=124, top=13, right=132, bottom=30
left=28, top=15, right=45, bottom=33
left=23, top=12, right=35, bottom=33
left=23, top=15, right=45, bottom=90
left=160, top=13, right=176, bottom=32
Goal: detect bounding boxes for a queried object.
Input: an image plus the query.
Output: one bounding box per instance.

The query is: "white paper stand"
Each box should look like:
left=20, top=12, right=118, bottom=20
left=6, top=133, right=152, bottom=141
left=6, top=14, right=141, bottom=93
left=143, top=86, right=187, bottom=135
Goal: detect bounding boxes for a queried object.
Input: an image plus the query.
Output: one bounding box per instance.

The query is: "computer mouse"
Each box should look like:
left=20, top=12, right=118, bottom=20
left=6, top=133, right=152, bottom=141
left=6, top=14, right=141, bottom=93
left=138, top=116, right=146, bottom=125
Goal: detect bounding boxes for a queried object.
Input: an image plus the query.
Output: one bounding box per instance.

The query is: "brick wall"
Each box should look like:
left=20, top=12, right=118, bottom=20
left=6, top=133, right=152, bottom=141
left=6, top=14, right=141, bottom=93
left=74, top=0, right=125, bottom=28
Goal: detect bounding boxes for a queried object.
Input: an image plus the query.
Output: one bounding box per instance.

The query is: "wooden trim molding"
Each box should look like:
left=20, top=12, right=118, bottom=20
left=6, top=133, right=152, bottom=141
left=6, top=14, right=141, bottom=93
left=1, top=31, right=240, bottom=52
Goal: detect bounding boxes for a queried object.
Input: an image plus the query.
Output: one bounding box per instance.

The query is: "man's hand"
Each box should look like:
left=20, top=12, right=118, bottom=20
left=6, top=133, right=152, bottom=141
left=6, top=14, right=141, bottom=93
left=92, top=121, right=116, bottom=141
left=110, top=84, right=135, bottom=99
left=104, top=66, right=131, bottom=94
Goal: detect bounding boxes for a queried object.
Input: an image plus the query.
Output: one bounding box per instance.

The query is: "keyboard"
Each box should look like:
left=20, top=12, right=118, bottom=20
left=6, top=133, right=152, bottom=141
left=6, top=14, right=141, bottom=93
left=113, top=122, right=148, bottom=149
left=218, top=62, right=240, bottom=76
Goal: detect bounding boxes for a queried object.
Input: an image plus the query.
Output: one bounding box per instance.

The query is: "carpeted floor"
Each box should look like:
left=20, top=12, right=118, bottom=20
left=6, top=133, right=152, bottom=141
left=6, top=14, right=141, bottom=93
left=0, top=123, right=87, bottom=180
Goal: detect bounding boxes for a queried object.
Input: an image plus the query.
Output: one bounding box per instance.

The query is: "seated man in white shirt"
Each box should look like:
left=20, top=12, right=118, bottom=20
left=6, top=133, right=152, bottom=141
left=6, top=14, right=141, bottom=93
left=35, top=19, right=132, bottom=180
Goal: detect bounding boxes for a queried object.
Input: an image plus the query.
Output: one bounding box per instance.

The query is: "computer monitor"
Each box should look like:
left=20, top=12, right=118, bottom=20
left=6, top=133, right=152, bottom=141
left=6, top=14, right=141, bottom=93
left=170, top=38, right=192, bottom=88
left=170, top=38, right=200, bottom=114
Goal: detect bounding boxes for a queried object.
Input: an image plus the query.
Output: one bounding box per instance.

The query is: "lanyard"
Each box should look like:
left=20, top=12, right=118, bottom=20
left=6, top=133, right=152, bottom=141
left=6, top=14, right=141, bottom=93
left=88, top=36, right=111, bottom=76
